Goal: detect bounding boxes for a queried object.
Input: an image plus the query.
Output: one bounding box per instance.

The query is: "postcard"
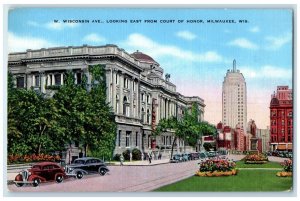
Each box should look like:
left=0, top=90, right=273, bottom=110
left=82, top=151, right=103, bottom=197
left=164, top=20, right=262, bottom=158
left=5, top=6, right=294, bottom=194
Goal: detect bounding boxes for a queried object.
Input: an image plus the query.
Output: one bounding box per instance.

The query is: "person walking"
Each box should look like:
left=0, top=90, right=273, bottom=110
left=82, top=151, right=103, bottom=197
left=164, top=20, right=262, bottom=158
left=120, top=154, right=124, bottom=166
left=148, top=151, right=152, bottom=164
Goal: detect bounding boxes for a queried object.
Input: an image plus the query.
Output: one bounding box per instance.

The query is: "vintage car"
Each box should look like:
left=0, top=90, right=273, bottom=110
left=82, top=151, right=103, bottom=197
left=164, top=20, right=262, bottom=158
left=14, top=161, right=66, bottom=187
left=65, top=157, right=109, bottom=179
left=170, top=154, right=183, bottom=163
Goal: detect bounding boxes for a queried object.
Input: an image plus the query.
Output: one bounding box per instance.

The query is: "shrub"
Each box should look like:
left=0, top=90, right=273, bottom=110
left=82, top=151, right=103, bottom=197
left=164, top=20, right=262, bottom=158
left=8, top=154, right=61, bottom=164
left=199, top=159, right=236, bottom=172
left=122, top=149, right=130, bottom=161
left=132, top=148, right=142, bottom=160
left=244, top=153, right=268, bottom=162
left=113, top=154, right=121, bottom=161
left=281, top=159, right=292, bottom=172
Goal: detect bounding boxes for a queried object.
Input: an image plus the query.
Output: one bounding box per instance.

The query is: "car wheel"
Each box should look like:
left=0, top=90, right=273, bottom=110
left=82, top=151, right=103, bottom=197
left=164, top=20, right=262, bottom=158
left=99, top=168, right=107, bottom=176
left=56, top=175, right=64, bottom=183
left=32, top=178, right=41, bottom=187
left=15, top=182, right=24, bottom=187
left=76, top=171, right=83, bottom=179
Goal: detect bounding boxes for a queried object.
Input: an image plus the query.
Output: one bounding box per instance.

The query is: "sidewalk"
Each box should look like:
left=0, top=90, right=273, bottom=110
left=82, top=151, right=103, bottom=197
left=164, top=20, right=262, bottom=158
left=114, top=158, right=170, bottom=166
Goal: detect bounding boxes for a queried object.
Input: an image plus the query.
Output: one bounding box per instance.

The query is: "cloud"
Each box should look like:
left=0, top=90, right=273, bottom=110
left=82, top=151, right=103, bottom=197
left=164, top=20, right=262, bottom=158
left=27, top=20, right=79, bottom=31
left=265, top=33, right=292, bottom=50
left=176, top=30, right=197, bottom=40
left=249, top=26, right=260, bottom=33
left=83, top=33, right=106, bottom=43
left=228, top=38, right=259, bottom=50
left=8, top=32, right=58, bottom=52
left=123, top=33, right=224, bottom=63
left=45, top=21, right=79, bottom=30
left=240, top=65, right=292, bottom=79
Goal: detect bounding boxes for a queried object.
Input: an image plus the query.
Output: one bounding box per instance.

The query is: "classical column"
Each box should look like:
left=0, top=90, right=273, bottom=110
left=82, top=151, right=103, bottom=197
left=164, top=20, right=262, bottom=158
left=40, top=72, right=46, bottom=93
left=60, top=73, right=64, bottom=86
left=156, top=96, right=160, bottom=123
left=119, top=73, right=124, bottom=115
left=26, top=73, right=32, bottom=90
left=51, top=74, right=55, bottom=85
left=111, top=69, right=116, bottom=112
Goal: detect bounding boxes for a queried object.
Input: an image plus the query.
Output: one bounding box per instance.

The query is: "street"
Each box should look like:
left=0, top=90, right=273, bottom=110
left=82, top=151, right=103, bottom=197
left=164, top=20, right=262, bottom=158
left=7, top=155, right=287, bottom=192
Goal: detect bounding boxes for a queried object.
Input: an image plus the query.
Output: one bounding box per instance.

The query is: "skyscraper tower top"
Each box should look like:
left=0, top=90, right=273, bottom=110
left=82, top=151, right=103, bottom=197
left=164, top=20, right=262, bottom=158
left=233, top=59, right=236, bottom=72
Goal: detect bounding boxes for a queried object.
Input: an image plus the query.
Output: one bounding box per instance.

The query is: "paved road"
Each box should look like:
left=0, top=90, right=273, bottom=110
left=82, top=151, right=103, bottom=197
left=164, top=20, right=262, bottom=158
left=7, top=160, right=200, bottom=192
left=6, top=155, right=288, bottom=193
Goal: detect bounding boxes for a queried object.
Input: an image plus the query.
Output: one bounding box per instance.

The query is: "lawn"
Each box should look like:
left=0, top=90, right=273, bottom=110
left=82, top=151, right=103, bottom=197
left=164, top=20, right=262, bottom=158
left=154, top=170, right=292, bottom=192
left=235, top=161, right=282, bottom=168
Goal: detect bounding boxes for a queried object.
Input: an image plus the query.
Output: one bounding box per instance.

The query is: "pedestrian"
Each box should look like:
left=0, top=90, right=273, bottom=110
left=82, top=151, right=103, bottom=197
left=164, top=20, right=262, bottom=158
left=148, top=151, right=152, bottom=164
left=141, top=152, right=144, bottom=161
left=120, top=154, right=124, bottom=166
left=158, top=152, right=162, bottom=160
left=130, top=152, right=132, bottom=162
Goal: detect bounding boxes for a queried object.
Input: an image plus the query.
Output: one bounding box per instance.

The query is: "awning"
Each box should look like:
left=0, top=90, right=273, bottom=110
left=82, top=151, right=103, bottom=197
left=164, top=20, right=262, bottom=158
left=277, top=144, right=287, bottom=150
left=287, top=144, right=293, bottom=150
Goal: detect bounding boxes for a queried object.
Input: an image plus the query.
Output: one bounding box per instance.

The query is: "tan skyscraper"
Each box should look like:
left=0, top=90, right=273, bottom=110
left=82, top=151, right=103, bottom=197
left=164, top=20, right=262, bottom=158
left=222, top=60, right=247, bottom=130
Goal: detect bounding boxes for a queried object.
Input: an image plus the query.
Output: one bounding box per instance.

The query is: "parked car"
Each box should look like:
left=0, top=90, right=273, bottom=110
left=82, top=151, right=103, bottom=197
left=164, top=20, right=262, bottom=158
left=206, top=151, right=217, bottom=158
left=182, top=153, right=190, bottom=161
left=190, top=152, right=200, bottom=160
left=170, top=154, right=183, bottom=163
left=64, top=157, right=109, bottom=179
left=199, top=152, right=208, bottom=159
left=14, top=161, right=66, bottom=187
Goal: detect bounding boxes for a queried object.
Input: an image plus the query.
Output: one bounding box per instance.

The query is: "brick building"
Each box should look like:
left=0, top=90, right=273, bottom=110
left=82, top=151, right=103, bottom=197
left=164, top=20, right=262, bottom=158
left=269, top=86, right=293, bottom=151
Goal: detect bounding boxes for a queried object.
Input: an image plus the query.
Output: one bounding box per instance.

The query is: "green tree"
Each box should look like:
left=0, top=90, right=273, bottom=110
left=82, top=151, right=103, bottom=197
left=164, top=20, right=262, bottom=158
left=155, top=103, right=217, bottom=158
left=7, top=72, right=63, bottom=155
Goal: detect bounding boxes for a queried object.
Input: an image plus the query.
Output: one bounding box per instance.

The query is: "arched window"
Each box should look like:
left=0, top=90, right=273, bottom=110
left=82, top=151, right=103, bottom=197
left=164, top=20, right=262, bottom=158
left=141, top=107, right=145, bottom=123
left=147, top=109, right=150, bottom=124
left=123, top=96, right=128, bottom=116
left=116, top=95, right=119, bottom=113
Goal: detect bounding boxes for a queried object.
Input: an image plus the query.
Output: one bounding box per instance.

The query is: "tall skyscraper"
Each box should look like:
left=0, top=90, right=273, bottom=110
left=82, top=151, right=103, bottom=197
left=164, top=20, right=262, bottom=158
left=222, top=60, right=247, bottom=130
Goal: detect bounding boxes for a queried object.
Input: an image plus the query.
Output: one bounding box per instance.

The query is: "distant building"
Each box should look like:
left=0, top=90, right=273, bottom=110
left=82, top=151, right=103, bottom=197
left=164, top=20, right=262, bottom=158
left=256, top=128, right=270, bottom=152
left=269, top=86, right=293, bottom=151
left=222, top=60, right=247, bottom=130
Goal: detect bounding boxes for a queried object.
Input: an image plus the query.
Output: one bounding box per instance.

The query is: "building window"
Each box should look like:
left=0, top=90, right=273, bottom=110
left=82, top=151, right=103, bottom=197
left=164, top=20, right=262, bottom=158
left=34, top=75, right=40, bottom=86
left=141, top=93, right=145, bottom=102
left=282, top=120, right=285, bottom=126
left=118, top=130, right=121, bottom=147
left=136, top=132, right=138, bottom=147
left=141, top=107, right=145, bottom=123
left=147, top=95, right=150, bottom=104
left=55, top=74, right=61, bottom=85
left=16, top=77, right=25, bottom=88
left=133, top=82, right=135, bottom=91
left=281, top=129, right=284, bottom=134
left=123, top=96, right=129, bottom=116
left=76, top=73, right=82, bottom=84
left=147, top=109, right=150, bottom=124
left=126, top=131, right=131, bottom=147
left=116, top=74, right=119, bottom=85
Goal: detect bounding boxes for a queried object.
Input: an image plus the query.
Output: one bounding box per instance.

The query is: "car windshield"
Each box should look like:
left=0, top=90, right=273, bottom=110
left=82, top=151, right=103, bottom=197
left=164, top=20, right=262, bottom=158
left=73, top=160, right=85, bottom=164
left=32, top=165, right=41, bottom=170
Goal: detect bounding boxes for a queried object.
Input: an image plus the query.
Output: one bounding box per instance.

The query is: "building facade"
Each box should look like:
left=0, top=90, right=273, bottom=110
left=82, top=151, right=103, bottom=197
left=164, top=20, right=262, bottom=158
left=269, top=86, right=293, bottom=151
left=8, top=44, right=205, bottom=156
left=222, top=60, right=247, bottom=130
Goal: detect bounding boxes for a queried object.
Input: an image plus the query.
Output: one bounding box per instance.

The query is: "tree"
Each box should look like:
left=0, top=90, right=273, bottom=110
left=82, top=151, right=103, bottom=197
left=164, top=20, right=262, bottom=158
left=155, top=103, right=217, bottom=158
left=7, top=72, right=64, bottom=155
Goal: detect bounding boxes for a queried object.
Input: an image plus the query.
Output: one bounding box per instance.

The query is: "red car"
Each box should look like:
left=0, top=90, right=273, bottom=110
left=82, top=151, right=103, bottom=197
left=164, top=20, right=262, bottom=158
left=14, top=161, right=66, bottom=187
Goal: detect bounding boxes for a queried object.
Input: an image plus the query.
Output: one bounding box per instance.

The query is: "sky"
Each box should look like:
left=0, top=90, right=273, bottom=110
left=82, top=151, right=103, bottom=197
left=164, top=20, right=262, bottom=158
left=7, top=8, right=293, bottom=129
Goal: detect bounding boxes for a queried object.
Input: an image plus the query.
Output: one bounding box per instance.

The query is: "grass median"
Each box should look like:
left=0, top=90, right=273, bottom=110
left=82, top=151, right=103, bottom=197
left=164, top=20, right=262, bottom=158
left=154, top=169, right=292, bottom=192
left=235, top=161, right=282, bottom=168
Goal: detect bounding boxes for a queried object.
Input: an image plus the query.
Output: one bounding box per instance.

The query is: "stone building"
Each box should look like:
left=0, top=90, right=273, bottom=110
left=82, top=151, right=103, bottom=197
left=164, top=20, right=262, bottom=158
left=8, top=44, right=205, bottom=158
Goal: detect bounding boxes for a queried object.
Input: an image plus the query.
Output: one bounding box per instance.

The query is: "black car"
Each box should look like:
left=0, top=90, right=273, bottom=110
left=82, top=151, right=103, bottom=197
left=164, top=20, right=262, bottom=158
left=65, top=157, right=109, bottom=179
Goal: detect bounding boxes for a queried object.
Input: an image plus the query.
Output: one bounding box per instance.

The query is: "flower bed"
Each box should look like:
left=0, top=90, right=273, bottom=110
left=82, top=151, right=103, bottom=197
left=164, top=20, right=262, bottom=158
left=8, top=154, right=61, bottom=164
left=195, top=159, right=237, bottom=177
left=244, top=153, right=268, bottom=164
left=277, top=159, right=292, bottom=177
